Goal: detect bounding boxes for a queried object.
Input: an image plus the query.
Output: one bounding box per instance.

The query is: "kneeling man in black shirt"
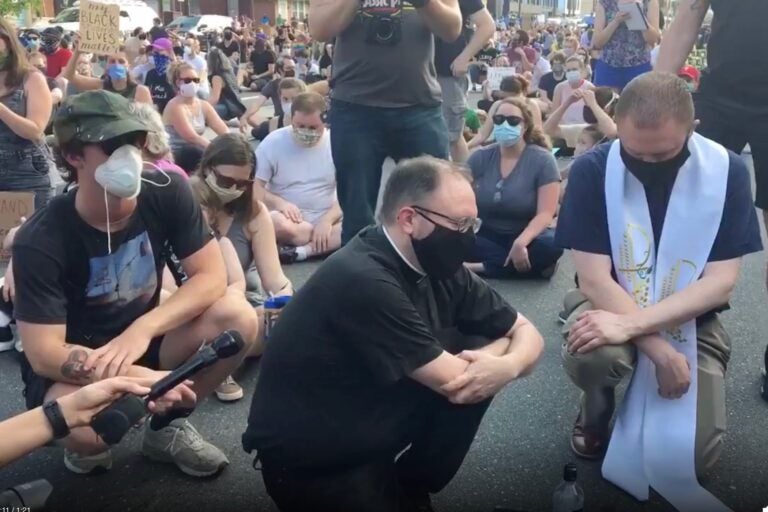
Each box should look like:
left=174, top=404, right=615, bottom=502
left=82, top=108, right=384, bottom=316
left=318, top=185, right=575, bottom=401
left=243, top=157, right=545, bottom=512
left=13, top=91, right=258, bottom=477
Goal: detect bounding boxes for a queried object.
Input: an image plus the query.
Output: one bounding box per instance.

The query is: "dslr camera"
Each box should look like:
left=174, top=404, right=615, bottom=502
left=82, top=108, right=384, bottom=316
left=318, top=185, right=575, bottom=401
left=364, top=13, right=401, bottom=45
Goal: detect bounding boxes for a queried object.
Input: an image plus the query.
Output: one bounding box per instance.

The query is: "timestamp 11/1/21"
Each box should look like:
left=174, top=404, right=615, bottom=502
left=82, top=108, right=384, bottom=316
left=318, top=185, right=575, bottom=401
left=0, top=507, right=32, bottom=512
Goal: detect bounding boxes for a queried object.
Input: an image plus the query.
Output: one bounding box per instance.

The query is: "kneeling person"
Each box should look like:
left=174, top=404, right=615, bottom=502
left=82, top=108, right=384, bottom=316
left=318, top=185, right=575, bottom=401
left=14, top=91, right=259, bottom=477
left=556, top=73, right=761, bottom=510
left=243, top=157, right=544, bottom=512
left=255, top=92, right=341, bottom=263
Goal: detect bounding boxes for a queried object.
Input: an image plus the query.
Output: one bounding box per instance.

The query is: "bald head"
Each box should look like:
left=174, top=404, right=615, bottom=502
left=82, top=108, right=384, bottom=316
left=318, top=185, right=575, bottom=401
left=614, top=72, right=694, bottom=130
left=379, top=157, right=472, bottom=226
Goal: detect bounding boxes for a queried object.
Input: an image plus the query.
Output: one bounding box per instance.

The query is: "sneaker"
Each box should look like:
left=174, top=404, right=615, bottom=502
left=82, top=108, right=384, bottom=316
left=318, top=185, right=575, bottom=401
left=762, top=370, right=768, bottom=403
left=278, top=246, right=298, bottom=265
left=557, top=310, right=569, bottom=325
left=215, top=375, right=244, bottom=402
left=0, top=326, right=14, bottom=352
left=142, top=419, right=229, bottom=477
left=64, top=449, right=113, bottom=474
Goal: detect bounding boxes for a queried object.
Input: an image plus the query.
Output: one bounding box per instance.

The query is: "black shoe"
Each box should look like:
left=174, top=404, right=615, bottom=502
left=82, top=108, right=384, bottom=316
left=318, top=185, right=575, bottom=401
left=278, top=246, right=298, bottom=265
left=761, top=371, right=768, bottom=403
left=0, top=326, right=14, bottom=353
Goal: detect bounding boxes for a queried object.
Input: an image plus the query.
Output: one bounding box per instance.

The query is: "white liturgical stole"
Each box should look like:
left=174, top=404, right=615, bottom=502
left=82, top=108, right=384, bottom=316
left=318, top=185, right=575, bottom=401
left=603, top=133, right=731, bottom=512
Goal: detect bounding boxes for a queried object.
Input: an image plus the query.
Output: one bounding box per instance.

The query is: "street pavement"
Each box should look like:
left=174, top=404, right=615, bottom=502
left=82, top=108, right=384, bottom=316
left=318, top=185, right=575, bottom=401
left=1, top=95, right=768, bottom=512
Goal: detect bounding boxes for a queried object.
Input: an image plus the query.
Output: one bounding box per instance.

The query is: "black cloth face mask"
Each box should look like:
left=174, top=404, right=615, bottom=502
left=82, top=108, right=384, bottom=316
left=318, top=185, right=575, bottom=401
left=411, top=219, right=475, bottom=279
left=620, top=141, right=691, bottom=187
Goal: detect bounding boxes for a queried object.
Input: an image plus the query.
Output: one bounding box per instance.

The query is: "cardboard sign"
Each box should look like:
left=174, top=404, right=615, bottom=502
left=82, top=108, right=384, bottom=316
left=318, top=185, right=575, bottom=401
left=487, top=67, right=517, bottom=90
left=0, top=192, right=34, bottom=262
left=79, top=0, right=121, bottom=55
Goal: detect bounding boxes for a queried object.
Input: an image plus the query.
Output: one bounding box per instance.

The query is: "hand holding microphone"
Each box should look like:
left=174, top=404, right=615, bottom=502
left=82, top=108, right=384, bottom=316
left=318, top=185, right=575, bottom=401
left=90, top=330, right=245, bottom=445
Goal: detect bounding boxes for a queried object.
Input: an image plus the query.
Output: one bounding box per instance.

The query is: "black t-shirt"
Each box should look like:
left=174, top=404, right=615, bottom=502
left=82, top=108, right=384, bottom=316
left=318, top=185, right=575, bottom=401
left=243, top=226, right=517, bottom=469
left=148, top=26, right=168, bottom=42
left=250, top=49, right=276, bottom=75
left=538, top=71, right=565, bottom=101
left=13, top=173, right=211, bottom=348
left=475, top=46, right=500, bottom=66
left=260, top=78, right=284, bottom=116
left=218, top=39, right=240, bottom=58
left=145, top=68, right=173, bottom=113
left=434, top=0, right=484, bottom=77
left=703, top=0, right=768, bottom=107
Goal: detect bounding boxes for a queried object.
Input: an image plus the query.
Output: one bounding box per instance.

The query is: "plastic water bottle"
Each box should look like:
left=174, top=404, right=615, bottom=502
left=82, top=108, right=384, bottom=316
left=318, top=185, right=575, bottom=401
left=552, top=463, right=584, bottom=512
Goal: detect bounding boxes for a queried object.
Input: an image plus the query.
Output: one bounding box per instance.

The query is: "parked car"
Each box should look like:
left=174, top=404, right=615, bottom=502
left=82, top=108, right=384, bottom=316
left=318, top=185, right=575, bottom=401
left=165, top=15, right=234, bottom=37
left=32, top=0, right=159, bottom=34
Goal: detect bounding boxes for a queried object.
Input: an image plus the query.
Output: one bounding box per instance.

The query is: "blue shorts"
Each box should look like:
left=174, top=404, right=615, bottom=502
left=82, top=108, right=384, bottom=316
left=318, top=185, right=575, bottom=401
left=594, top=60, right=652, bottom=90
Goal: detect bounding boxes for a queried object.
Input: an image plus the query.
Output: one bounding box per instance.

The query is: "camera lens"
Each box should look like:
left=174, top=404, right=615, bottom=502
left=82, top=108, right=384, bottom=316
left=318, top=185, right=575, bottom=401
left=375, top=18, right=394, bottom=42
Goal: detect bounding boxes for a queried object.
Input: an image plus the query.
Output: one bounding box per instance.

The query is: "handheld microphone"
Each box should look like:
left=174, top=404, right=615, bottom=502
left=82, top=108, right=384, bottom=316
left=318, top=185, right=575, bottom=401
left=90, top=330, right=244, bottom=445
left=145, top=329, right=244, bottom=402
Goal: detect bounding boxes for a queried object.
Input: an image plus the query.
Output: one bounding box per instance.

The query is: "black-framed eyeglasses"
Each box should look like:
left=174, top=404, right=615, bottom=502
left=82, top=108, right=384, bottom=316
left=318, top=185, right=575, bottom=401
left=492, top=114, right=523, bottom=126
left=214, top=169, right=254, bottom=190
left=411, top=205, right=482, bottom=234
left=180, top=77, right=200, bottom=84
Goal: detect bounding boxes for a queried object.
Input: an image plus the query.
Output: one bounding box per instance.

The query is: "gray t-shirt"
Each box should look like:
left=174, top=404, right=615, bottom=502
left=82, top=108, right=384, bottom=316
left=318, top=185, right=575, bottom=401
left=331, top=0, right=441, bottom=108
left=468, top=144, right=559, bottom=235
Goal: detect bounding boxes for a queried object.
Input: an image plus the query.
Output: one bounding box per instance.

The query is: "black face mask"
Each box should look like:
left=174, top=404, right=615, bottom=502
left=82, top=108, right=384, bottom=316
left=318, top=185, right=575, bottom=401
left=224, top=32, right=233, bottom=40
left=411, top=223, right=475, bottom=279
left=620, top=141, right=691, bottom=186
left=583, top=106, right=598, bottom=125
left=283, top=69, right=296, bottom=77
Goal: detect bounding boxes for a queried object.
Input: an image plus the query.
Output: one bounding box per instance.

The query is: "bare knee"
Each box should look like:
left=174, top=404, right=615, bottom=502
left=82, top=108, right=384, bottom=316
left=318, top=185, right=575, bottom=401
left=204, top=290, right=260, bottom=351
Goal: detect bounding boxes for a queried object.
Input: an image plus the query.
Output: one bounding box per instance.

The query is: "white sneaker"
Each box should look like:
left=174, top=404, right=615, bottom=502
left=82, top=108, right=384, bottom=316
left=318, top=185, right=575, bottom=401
left=64, top=449, right=113, bottom=474
left=215, top=375, right=244, bottom=402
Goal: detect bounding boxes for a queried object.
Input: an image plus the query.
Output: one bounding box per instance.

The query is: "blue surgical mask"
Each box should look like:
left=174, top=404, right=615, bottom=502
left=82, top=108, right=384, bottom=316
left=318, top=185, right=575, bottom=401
left=566, top=70, right=581, bottom=83
left=493, top=122, right=522, bottom=147
left=108, top=63, right=127, bottom=81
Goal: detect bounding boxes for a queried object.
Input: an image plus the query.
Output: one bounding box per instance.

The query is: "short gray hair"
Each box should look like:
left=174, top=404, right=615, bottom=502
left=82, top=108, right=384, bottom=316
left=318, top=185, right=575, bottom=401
left=133, top=102, right=170, bottom=160
left=614, top=72, right=694, bottom=129
left=378, top=156, right=470, bottom=225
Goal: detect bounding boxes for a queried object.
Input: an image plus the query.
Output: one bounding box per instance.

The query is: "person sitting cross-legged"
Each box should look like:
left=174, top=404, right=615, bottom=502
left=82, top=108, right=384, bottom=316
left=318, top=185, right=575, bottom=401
left=13, top=90, right=259, bottom=477
left=254, top=92, right=341, bottom=263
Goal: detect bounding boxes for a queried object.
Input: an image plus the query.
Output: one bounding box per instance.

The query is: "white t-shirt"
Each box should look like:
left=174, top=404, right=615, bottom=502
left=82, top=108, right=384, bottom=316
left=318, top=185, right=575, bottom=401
left=255, top=126, right=337, bottom=225
left=532, top=57, right=552, bottom=90
left=184, top=52, right=210, bottom=95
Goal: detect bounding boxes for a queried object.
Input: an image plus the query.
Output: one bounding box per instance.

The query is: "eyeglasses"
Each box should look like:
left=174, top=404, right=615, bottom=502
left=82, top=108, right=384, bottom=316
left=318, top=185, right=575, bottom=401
left=214, top=170, right=254, bottom=190
left=492, top=115, right=523, bottom=126
left=180, top=77, right=200, bottom=84
left=411, top=205, right=482, bottom=234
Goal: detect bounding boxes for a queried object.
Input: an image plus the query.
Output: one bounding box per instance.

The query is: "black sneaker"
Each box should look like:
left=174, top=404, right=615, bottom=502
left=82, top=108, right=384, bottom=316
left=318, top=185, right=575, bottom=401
left=278, top=246, right=298, bottom=265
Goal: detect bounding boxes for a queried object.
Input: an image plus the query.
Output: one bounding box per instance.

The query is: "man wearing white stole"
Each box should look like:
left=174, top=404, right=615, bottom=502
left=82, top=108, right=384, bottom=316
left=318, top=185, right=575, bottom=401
left=555, top=72, right=762, bottom=511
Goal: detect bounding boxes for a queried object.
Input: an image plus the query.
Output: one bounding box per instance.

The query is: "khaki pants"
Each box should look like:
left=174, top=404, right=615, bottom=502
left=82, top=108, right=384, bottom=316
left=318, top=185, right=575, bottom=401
left=560, top=290, right=731, bottom=477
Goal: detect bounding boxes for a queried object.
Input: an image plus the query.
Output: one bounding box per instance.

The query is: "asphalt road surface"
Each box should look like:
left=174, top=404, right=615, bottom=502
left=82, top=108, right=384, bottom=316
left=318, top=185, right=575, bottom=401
left=1, top=98, right=767, bottom=512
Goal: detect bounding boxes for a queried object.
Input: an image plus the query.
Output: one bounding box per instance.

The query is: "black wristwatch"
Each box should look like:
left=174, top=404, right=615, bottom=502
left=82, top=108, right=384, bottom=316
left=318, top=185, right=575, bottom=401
left=43, top=400, right=71, bottom=439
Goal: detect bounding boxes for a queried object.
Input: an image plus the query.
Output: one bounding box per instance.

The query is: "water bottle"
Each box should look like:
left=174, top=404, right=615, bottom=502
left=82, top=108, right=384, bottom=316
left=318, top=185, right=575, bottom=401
left=553, top=463, right=584, bottom=512
left=263, top=295, right=291, bottom=341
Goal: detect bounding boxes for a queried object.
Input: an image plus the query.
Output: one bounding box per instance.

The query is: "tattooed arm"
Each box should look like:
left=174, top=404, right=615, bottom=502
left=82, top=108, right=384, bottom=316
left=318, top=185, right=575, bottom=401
left=655, top=0, right=710, bottom=73
left=18, top=322, right=150, bottom=385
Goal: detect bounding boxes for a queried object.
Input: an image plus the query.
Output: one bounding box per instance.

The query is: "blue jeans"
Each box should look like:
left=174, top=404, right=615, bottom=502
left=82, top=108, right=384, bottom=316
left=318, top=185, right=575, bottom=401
left=468, top=227, right=563, bottom=278
left=329, top=99, right=449, bottom=244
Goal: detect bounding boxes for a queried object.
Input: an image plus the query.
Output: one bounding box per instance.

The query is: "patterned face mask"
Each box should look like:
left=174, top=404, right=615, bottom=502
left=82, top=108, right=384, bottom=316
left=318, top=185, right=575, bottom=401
left=292, top=127, right=322, bottom=147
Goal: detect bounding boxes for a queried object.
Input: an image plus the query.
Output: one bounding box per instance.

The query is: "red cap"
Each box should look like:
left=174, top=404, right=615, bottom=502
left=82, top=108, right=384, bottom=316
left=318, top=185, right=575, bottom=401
left=678, top=65, right=700, bottom=83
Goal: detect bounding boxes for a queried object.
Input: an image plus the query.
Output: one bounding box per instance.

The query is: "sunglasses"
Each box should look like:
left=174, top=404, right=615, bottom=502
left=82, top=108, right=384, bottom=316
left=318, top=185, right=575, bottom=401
left=179, top=77, right=200, bottom=84
left=492, top=115, right=523, bottom=126
left=214, top=170, right=254, bottom=190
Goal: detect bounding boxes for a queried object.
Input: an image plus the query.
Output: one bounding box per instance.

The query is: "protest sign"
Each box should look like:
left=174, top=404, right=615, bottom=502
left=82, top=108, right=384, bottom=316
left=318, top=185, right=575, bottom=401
left=79, top=0, right=121, bottom=55
left=487, top=67, right=517, bottom=90
left=0, top=192, right=34, bottom=262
